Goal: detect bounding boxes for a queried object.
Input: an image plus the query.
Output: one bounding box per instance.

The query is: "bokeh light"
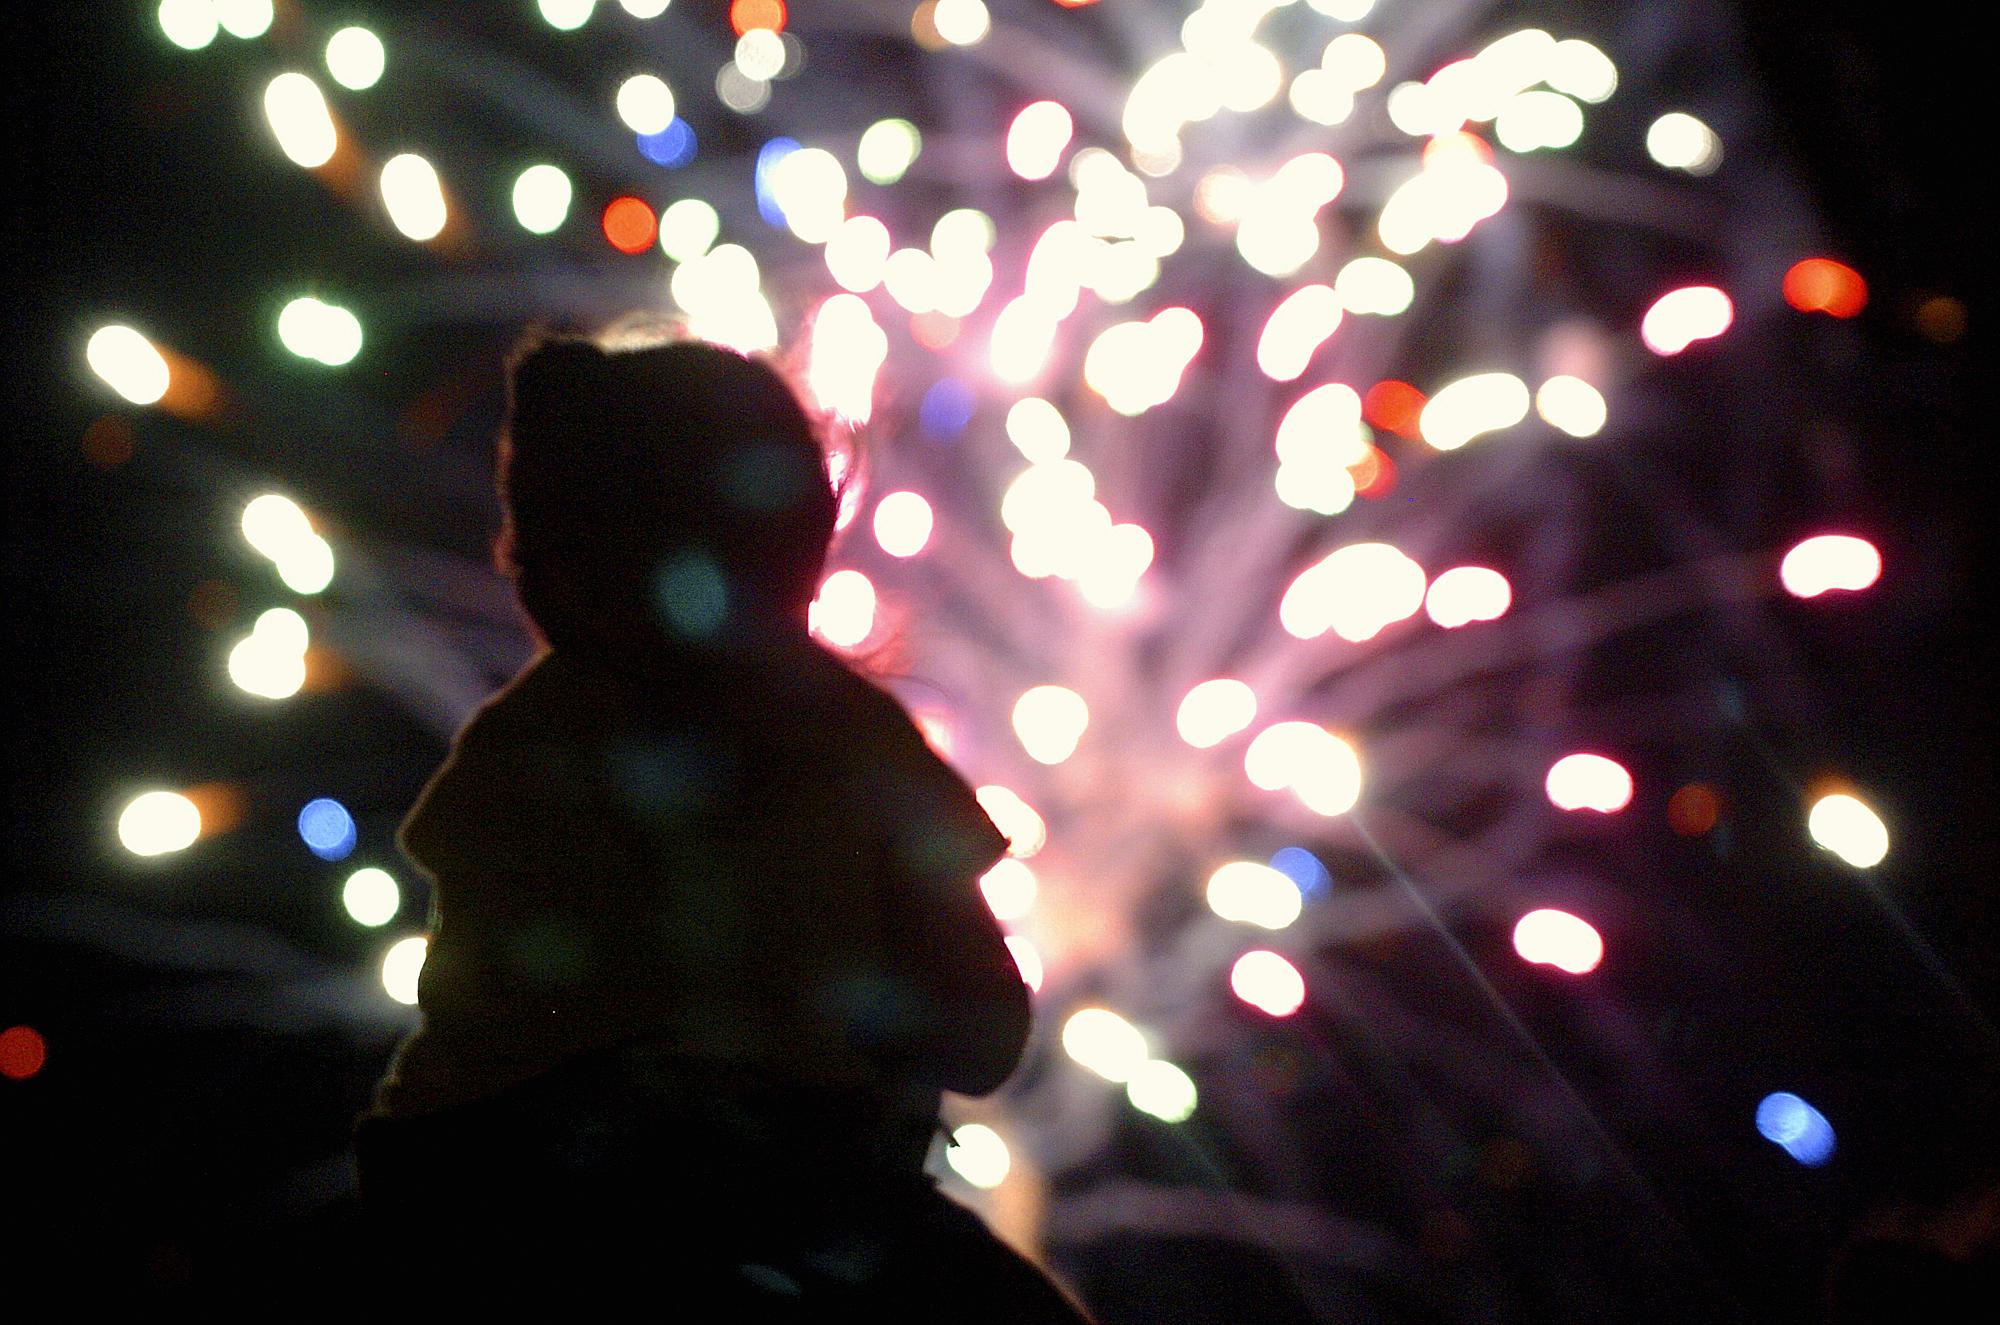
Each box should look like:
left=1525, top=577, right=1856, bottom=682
left=1545, top=753, right=1634, bottom=813
left=1062, top=1008, right=1149, bottom=1082
left=512, top=164, right=574, bottom=234
left=1641, top=285, right=1733, bottom=355
left=263, top=73, right=337, bottom=169
left=118, top=790, right=202, bottom=857
left=86, top=325, right=171, bottom=405
left=1207, top=861, right=1303, bottom=931
left=297, top=797, right=358, bottom=862
left=0, top=1026, right=47, bottom=1081
left=1780, top=534, right=1881, bottom=598
left=1230, top=950, right=1307, bottom=1017
left=1512, top=909, right=1604, bottom=974
left=1756, top=1092, right=1836, bottom=1166
left=325, top=26, right=386, bottom=90
left=1782, top=259, right=1867, bottom=318
left=1126, top=1059, right=1198, bottom=1123
left=945, top=1122, right=1010, bottom=1188
left=380, top=153, right=448, bottom=242
left=381, top=936, right=428, bottom=1005
left=1808, top=792, right=1889, bottom=868
left=342, top=867, right=401, bottom=927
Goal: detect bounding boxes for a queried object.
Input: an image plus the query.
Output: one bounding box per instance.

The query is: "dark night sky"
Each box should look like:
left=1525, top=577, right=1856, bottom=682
left=4, top=2, right=1993, bottom=1316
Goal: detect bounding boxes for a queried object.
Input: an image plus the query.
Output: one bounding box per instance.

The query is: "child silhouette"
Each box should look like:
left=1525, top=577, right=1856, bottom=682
left=353, top=329, right=1091, bottom=1320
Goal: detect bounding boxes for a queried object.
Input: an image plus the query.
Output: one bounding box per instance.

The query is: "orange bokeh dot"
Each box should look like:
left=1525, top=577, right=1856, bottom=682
left=1349, top=444, right=1397, bottom=498
left=910, top=311, right=961, bottom=352
left=731, top=0, right=786, bottom=36
left=1363, top=379, right=1427, bottom=440
left=602, top=197, right=658, bottom=254
left=1782, top=258, right=1867, bottom=318
left=1, top=1026, right=47, bottom=1081
left=1667, top=783, right=1722, bottom=836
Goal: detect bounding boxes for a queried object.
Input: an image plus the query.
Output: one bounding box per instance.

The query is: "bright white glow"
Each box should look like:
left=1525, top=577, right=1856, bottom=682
left=944, top=1123, right=1010, bottom=1189
left=1206, top=861, right=1303, bottom=931
left=615, top=73, right=676, bottom=135
left=325, top=27, right=386, bottom=90
left=824, top=214, right=891, bottom=292
left=1243, top=723, right=1364, bottom=816
left=1126, top=1059, right=1198, bottom=1123
left=216, top=0, right=273, bottom=39
left=159, top=0, right=220, bottom=50
left=857, top=118, right=920, bottom=185
left=1424, top=566, right=1512, bottom=628
left=1280, top=542, right=1426, bottom=643
left=511, top=164, right=573, bottom=235
left=1062, top=1008, right=1148, bottom=1083
left=1513, top=909, right=1603, bottom=974
left=979, top=859, right=1038, bottom=922
left=1495, top=90, right=1584, bottom=153
left=1176, top=680, right=1257, bottom=749
left=1641, top=285, right=1733, bottom=355
left=1005, top=397, right=1071, bottom=463
left=1288, top=68, right=1356, bottom=126
left=932, top=246, right=996, bottom=318
left=1647, top=112, right=1722, bottom=174
left=1546, top=38, right=1617, bottom=104
left=659, top=197, right=720, bottom=262
left=976, top=785, right=1046, bottom=858
left=804, top=293, right=887, bottom=424
left=381, top=936, right=428, bottom=1005
left=1257, top=285, right=1343, bottom=381
left=1333, top=257, right=1414, bottom=316
left=1083, top=307, right=1203, bottom=416
left=1013, top=685, right=1090, bottom=765
left=118, top=790, right=202, bottom=856
left=1005, top=935, right=1044, bottom=991
left=769, top=147, right=848, bottom=244
left=277, top=296, right=363, bottom=367
left=1273, top=383, right=1366, bottom=467
left=618, top=0, right=671, bottom=15
left=1274, top=457, right=1355, bottom=516
left=1377, top=151, right=1508, bottom=254
left=1545, top=753, right=1634, bottom=813
left=1235, top=154, right=1344, bottom=278
left=1212, top=41, right=1283, bottom=113
left=872, top=490, right=934, bottom=558
left=671, top=244, right=776, bottom=350
left=275, top=533, right=336, bottom=594
left=380, top=153, right=447, bottom=242
left=883, top=247, right=939, bottom=315
left=538, top=0, right=596, bottom=30
left=86, top=325, right=171, bottom=405
left=1321, top=32, right=1386, bottom=90
left=932, top=208, right=997, bottom=257
left=734, top=29, right=785, bottom=82
left=1418, top=372, right=1530, bottom=450
left=241, top=494, right=313, bottom=562
left=1230, top=950, right=1306, bottom=1017
left=1308, top=0, right=1377, bottom=18
left=1535, top=375, right=1606, bottom=437
left=809, top=569, right=876, bottom=648
left=1781, top=535, right=1882, bottom=598
left=343, top=868, right=401, bottom=927
left=1809, top=793, right=1889, bottom=868
left=263, top=72, right=337, bottom=168
left=1008, top=101, right=1074, bottom=181
left=934, top=0, right=991, bottom=46
left=227, top=608, right=309, bottom=699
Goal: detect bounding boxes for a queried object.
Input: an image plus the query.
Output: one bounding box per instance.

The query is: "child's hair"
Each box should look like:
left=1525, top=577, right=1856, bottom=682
left=492, top=326, right=841, bottom=649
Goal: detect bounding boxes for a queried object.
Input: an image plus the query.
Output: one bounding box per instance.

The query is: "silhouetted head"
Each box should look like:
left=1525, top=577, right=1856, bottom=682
left=494, top=330, right=838, bottom=659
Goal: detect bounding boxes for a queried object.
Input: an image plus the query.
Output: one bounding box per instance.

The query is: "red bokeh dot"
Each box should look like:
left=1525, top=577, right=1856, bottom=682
left=1782, top=258, right=1867, bottom=318
left=1667, top=783, right=1722, bottom=836
left=1363, top=380, right=1427, bottom=440
left=1349, top=444, right=1397, bottom=498
left=602, top=197, right=658, bottom=254
left=1, top=1026, right=47, bottom=1081
left=731, top=0, right=786, bottom=36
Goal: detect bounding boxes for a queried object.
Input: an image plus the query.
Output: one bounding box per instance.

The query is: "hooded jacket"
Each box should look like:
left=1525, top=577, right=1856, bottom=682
left=370, top=634, right=1027, bottom=1132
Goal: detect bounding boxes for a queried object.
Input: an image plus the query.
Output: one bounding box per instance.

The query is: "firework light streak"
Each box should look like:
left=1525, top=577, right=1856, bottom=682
left=105, top=0, right=1892, bottom=1311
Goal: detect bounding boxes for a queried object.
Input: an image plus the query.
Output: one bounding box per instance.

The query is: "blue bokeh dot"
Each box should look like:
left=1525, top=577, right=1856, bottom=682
left=754, top=137, right=801, bottom=228
left=1756, top=1092, right=1836, bottom=1167
left=298, top=797, right=357, bottom=862
left=1268, top=847, right=1331, bottom=900
left=919, top=378, right=976, bottom=440
left=637, top=118, right=697, bottom=168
